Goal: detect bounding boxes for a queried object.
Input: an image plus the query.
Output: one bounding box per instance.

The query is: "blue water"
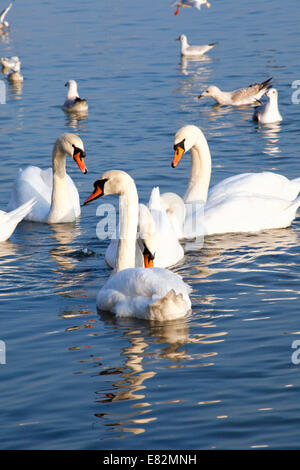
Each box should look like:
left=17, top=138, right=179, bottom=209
left=0, top=0, right=300, bottom=450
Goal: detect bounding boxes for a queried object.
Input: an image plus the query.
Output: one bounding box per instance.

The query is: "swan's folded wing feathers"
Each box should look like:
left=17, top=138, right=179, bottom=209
left=97, top=267, right=191, bottom=320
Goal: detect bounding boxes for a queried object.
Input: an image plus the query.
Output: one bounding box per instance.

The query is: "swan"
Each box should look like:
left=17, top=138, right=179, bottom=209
left=63, top=80, right=88, bottom=113
left=0, top=198, right=36, bottom=242
left=8, top=134, right=88, bottom=223
left=83, top=170, right=191, bottom=321
left=198, top=78, right=272, bottom=106
left=172, top=0, right=211, bottom=16
left=176, top=34, right=217, bottom=57
left=105, top=185, right=184, bottom=269
left=253, top=88, right=282, bottom=124
left=161, top=125, right=300, bottom=237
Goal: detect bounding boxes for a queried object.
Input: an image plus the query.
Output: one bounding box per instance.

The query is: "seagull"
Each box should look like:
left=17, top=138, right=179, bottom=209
left=176, top=34, right=217, bottom=57
left=198, top=78, right=273, bottom=106
left=6, top=59, right=23, bottom=82
left=172, top=0, right=211, bottom=16
left=0, top=1, right=13, bottom=31
left=62, top=80, right=88, bottom=113
left=253, top=88, right=282, bottom=124
left=1, top=55, right=20, bottom=72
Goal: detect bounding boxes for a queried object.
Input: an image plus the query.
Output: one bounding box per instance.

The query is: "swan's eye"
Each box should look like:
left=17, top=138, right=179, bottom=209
left=174, top=138, right=185, bottom=152
left=72, top=144, right=86, bottom=159
left=94, top=178, right=108, bottom=193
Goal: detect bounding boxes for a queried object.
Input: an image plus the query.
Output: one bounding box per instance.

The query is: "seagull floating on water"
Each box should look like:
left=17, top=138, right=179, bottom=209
left=172, top=0, right=211, bottom=16
left=1, top=55, right=20, bottom=72
left=0, top=1, right=13, bottom=31
left=198, top=78, right=272, bottom=106
left=6, top=58, right=23, bottom=83
left=253, top=88, right=282, bottom=124
left=176, top=34, right=217, bottom=57
left=62, top=80, right=88, bottom=113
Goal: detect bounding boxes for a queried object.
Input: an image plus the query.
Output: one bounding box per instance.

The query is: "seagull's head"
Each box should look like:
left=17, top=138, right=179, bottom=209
left=266, top=88, right=278, bottom=100
left=198, top=85, right=219, bottom=99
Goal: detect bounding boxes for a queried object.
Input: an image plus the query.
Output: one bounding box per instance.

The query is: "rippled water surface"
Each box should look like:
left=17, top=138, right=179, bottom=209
left=0, top=0, right=300, bottom=450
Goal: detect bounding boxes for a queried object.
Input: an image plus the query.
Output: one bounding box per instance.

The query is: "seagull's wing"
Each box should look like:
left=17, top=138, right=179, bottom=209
left=231, top=78, right=272, bottom=104
left=0, top=2, right=13, bottom=23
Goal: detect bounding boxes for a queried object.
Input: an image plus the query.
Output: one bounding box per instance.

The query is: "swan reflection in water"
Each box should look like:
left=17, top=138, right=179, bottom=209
left=91, top=308, right=226, bottom=436
left=185, top=226, right=299, bottom=281
left=49, top=222, right=92, bottom=298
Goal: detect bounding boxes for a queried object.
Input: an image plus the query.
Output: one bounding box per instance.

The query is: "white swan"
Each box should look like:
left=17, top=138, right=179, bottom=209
left=253, top=88, right=282, bottom=124
left=161, top=125, right=300, bottom=237
left=198, top=78, right=272, bottom=106
left=176, top=34, right=217, bottom=57
left=105, top=185, right=184, bottom=269
left=0, top=198, right=36, bottom=242
left=83, top=170, right=191, bottom=321
left=63, top=80, right=88, bottom=113
left=8, top=134, right=87, bottom=223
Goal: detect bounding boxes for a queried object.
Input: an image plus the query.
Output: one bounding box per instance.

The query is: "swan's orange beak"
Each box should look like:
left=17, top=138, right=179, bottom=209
left=172, top=146, right=184, bottom=168
left=83, top=186, right=103, bottom=205
left=144, top=253, right=154, bottom=268
left=73, top=149, right=87, bottom=174
left=174, top=7, right=180, bottom=15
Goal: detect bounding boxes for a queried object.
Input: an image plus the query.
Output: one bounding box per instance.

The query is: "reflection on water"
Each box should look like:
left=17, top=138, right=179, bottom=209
left=8, top=80, right=23, bottom=99
left=187, top=227, right=299, bottom=277
left=79, top=311, right=228, bottom=439
left=49, top=222, right=93, bottom=298
left=179, top=55, right=213, bottom=77
left=0, top=29, right=10, bottom=43
left=64, top=110, right=88, bottom=130
left=256, top=122, right=282, bottom=157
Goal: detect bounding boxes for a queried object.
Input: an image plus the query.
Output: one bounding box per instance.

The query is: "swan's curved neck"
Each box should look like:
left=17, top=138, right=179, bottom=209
left=183, top=133, right=212, bottom=203
left=115, top=182, right=139, bottom=273
left=47, top=142, right=74, bottom=223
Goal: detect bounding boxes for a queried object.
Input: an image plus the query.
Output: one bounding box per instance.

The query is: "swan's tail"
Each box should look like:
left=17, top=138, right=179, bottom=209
left=0, top=198, right=36, bottom=242
left=149, top=289, right=191, bottom=321
left=7, top=198, right=36, bottom=224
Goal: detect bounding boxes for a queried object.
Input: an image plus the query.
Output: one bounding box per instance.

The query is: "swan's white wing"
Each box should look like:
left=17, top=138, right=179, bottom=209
left=208, top=172, right=300, bottom=204
left=8, top=166, right=52, bottom=222
left=0, top=198, right=36, bottom=241
left=203, top=193, right=300, bottom=235
left=8, top=166, right=80, bottom=222
left=97, top=267, right=191, bottom=320
left=147, top=187, right=184, bottom=267
left=160, top=191, right=186, bottom=239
